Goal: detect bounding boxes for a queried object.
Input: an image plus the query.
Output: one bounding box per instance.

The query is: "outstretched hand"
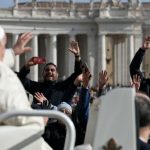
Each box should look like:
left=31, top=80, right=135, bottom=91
left=25, top=57, right=37, bottom=68
left=142, top=35, right=150, bottom=50
left=68, top=40, right=80, bottom=57
left=13, top=32, right=33, bottom=55
left=131, top=74, right=141, bottom=92
left=34, top=92, right=47, bottom=104
left=74, top=67, right=92, bottom=88
left=82, top=68, right=92, bottom=88
left=99, top=70, right=108, bottom=89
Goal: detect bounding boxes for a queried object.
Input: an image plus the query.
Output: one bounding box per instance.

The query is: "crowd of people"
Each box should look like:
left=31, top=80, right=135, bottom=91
left=0, top=24, right=150, bottom=150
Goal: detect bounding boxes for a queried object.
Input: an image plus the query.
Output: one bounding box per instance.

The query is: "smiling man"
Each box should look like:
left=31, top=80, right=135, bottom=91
left=18, top=41, right=82, bottom=108
left=42, top=62, right=58, bottom=81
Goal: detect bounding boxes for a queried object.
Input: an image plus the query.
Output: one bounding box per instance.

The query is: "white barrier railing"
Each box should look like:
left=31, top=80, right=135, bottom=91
left=0, top=110, right=76, bottom=150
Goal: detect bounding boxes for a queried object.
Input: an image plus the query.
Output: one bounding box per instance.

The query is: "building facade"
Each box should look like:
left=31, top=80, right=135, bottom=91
left=1, top=0, right=150, bottom=86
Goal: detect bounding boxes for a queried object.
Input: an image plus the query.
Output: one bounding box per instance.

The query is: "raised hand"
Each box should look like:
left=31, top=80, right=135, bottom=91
left=82, top=68, right=92, bottom=88
left=25, top=57, right=37, bottom=68
left=99, top=70, right=108, bottom=89
left=68, top=40, right=80, bottom=57
left=34, top=92, right=47, bottom=104
left=13, top=32, right=33, bottom=55
left=74, top=67, right=92, bottom=87
left=131, top=74, right=141, bottom=92
left=142, top=35, right=150, bottom=50
left=74, top=74, right=83, bottom=86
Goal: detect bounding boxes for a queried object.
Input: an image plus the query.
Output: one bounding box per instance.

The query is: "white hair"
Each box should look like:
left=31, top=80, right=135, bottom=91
left=0, top=26, right=5, bottom=42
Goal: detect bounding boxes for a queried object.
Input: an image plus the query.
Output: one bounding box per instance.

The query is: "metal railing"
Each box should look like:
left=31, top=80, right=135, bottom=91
left=0, top=110, right=76, bottom=150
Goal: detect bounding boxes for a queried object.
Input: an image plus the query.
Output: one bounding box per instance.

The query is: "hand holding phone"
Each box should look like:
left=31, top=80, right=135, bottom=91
left=32, top=57, right=46, bottom=64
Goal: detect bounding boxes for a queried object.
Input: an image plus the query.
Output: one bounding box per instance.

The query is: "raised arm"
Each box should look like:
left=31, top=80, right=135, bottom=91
left=130, top=35, right=150, bottom=79
left=97, top=70, right=108, bottom=97
left=68, top=40, right=82, bottom=74
left=60, top=41, right=82, bottom=88
left=76, top=68, right=92, bottom=128
left=17, top=57, right=40, bottom=94
left=73, top=68, right=91, bottom=145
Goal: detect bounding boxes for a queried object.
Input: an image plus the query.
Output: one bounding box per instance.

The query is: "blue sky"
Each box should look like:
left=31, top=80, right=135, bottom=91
left=0, top=0, right=150, bottom=8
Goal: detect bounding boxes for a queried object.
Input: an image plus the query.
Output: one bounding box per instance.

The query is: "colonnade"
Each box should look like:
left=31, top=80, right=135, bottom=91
left=7, top=31, right=142, bottom=86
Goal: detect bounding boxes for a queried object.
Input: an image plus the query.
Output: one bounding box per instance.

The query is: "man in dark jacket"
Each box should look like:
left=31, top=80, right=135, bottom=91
left=43, top=68, right=91, bottom=150
left=18, top=41, right=82, bottom=107
left=130, top=35, right=150, bottom=97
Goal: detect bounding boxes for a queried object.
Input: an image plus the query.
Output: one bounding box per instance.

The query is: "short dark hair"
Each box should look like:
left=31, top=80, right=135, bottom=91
left=43, top=62, right=58, bottom=72
left=135, top=93, right=150, bottom=127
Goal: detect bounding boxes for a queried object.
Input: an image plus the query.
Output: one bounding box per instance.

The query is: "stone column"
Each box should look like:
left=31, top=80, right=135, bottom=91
left=50, top=34, right=57, bottom=65
left=98, top=33, right=106, bottom=71
left=134, top=34, right=143, bottom=53
left=114, top=38, right=118, bottom=86
left=63, top=35, right=70, bottom=77
left=14, top=0, right=18, bottom=8
left=31, top=34, right=38, bottom=81
left=121, top=40, right=125, bottom=85
left=46, top=34, right=57, bottom=65
left=67, top=34, right=75, bottom=75
left=129, top=34, right=134, bottom=63
left=124, top=36, right=129, bottom=85
left=128, top=34, right=135, bottom=82
left=117, top=39, right=122, bottom=85
left=87, top=33, right=96, bottom=85
left=13, top=34, right=19, bottom=72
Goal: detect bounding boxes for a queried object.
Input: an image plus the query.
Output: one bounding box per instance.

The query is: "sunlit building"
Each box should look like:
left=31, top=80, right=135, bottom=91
left=0, top=0, right=150, bottom=86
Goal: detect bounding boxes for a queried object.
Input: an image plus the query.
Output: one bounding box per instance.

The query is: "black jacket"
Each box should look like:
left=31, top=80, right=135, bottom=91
left=139, top=139, right=150, bottom=150
left=43, top=87, right=90, bottom=150
left=130, top=48, right=150, bottom=97
left=18, top=59, right=82, bottom=106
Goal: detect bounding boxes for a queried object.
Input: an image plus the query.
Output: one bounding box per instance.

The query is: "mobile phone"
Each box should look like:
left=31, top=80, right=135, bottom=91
left=32, top=57, right=46, bottom=64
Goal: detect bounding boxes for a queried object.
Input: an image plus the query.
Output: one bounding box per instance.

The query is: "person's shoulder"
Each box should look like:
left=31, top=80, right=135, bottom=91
left=0, top=61, right=15, bottom=76
left=139, top=139, right=150, bottom=150
left=146, top=78, right=150, bottom=82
